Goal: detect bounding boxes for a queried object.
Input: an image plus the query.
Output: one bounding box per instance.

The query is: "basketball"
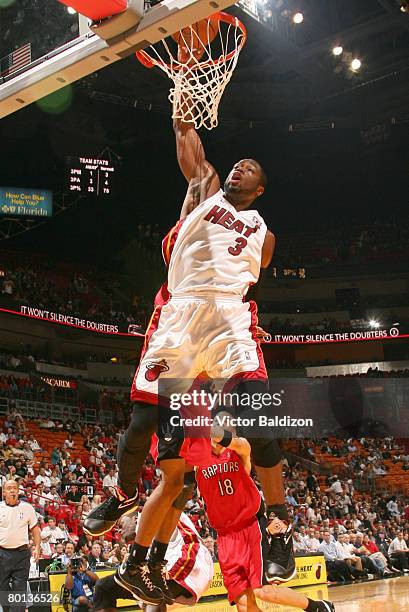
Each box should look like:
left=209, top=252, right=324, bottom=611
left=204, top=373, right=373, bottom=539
left=172, top=16, right=219, bottom=51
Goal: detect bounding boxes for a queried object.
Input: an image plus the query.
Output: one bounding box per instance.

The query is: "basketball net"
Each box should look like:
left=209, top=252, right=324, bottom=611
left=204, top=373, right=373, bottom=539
left=136, top=13, right=246, bottom=130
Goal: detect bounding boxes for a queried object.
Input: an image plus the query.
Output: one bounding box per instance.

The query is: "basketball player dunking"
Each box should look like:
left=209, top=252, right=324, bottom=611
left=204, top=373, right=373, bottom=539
left=195, top=416, right=335, bottom=612
left=85, top=80, right=295, bottom=602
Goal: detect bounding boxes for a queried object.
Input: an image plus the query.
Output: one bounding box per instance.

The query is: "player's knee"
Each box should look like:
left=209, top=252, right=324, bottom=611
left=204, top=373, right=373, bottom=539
left=250, top=438, right=282, bottom=468
left=126, top=403, right=158, bottom=448
left=161, top=469, right=185, bottom=497
left=173, top=482, right=195, bottom=509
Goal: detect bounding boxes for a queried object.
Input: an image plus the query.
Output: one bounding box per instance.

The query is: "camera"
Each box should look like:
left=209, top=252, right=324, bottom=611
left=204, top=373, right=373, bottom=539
left=70, top=557, right=82, bottom=573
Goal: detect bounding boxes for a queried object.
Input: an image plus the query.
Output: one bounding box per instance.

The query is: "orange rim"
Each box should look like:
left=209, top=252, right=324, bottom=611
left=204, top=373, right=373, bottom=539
left=135, top=11, right=247, bottom=70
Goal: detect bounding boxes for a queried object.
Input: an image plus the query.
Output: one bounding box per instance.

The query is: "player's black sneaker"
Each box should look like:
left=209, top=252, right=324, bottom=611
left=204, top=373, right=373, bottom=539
left=265, top=522, right=296, bottom=583
left=83, top=486, right=138, bottom=536
left=315, top=601, right=335, bottom=612
left=148, top=562, right=174, bottom=604
left=115, top=560, right=164, bottom=604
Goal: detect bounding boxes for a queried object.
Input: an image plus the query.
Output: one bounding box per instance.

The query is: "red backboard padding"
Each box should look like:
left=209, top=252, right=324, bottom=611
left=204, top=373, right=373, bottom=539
left=58, top=0, right=127, bottom=21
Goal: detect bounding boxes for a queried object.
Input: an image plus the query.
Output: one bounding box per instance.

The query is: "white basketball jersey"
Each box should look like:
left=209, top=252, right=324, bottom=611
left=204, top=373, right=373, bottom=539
left=166, top=512, right=214, bottom=604
left=167, top=190, right=267, bottom=297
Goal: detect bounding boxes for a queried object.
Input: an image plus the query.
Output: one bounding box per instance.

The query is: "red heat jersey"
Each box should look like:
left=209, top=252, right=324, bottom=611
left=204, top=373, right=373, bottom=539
left=196, top=448, right=261, bottom=533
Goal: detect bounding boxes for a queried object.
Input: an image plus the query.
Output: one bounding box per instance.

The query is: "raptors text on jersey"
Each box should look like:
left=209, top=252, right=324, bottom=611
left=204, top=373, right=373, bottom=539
left=196, top=448, right=262, bottom=533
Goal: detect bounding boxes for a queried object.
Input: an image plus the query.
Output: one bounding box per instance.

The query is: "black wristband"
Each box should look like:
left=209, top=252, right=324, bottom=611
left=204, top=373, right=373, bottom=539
left=219, top=430, right=233, bottom=447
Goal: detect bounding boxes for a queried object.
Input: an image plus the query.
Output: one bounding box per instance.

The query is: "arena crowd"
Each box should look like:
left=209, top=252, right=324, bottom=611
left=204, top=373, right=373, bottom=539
left=1, top=403, right=409, bottom=586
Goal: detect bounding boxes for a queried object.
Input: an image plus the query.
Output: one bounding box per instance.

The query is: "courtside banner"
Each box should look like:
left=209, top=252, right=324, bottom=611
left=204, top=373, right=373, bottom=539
left=48, top=558, right=327, bottom=611
left=284, top=555, right=327, bottom=588
left=201, top=556, right=327, bottom=597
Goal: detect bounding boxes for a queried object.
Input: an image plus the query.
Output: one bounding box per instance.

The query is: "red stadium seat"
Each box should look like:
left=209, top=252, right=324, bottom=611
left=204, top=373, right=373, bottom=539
left=57, top=0, right=127, bottom=21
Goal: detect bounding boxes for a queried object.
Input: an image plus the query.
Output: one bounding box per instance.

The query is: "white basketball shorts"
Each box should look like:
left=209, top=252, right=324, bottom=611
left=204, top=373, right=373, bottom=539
left=130, top=294, right=267, bottom=405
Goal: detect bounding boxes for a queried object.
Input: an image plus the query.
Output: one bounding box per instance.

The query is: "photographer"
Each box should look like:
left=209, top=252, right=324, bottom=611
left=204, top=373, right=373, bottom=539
left=65, top=557, right=98, bottom=611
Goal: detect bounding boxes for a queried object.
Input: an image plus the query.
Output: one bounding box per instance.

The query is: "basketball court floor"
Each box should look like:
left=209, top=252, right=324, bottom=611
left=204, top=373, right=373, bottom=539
left=172, top=577, right=409, bottom=611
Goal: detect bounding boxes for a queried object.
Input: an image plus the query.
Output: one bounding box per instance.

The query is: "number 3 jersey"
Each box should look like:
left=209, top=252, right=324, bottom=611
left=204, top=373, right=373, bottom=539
left=164, top=189, right=267, bottom=298
left=196, top=448, right=262, bottom=534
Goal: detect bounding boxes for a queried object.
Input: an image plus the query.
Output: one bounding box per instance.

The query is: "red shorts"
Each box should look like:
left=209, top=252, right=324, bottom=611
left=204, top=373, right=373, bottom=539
left=217, top=516, right=268, bottom=603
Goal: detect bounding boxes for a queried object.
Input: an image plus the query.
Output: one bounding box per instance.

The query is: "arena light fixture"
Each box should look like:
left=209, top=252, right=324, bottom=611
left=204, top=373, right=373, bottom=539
left=293, top=12, right=304, bottom=24
left=369, top=319, right=380, bottom=329
left=332, top=45, right=343, bottom=56
left=350, top=58, right=362, bottom=71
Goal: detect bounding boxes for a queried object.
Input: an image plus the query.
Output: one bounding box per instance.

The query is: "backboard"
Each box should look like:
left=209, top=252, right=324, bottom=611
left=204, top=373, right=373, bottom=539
left=0, top=0, right=237, bottom=119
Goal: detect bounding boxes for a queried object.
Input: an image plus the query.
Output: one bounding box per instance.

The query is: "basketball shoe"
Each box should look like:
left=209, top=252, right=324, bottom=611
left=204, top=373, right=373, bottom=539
left=148, top=561, right=174, bottom=604
left=83, top=486, right=138, bottom=536
left=115, top=556, right=164, bottom=605
left=313, top=602, right=335, bottom=612
left=265, top=518, right=296, bottom=583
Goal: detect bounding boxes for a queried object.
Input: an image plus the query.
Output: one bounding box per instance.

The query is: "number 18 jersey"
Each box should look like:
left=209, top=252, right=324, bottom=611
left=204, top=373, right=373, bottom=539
left=165, top=190, right=267, bottom=298
left=196, top=448, right=262, bottom=534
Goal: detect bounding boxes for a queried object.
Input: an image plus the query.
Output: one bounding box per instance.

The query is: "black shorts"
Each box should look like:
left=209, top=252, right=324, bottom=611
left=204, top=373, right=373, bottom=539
left=156, top=406, right=185, bottom=462
left=92, top=574, right=191, bottom=611
left=156, top=436, right=184, bottom=462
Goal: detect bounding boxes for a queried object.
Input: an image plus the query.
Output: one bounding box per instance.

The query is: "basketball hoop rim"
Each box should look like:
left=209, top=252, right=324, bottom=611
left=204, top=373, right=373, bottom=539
left=135, top=11, right=247, bottom=70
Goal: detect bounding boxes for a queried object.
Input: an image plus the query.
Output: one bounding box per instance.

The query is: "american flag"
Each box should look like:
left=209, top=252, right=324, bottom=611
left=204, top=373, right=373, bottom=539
left=0, top=42, right=31, bottom=78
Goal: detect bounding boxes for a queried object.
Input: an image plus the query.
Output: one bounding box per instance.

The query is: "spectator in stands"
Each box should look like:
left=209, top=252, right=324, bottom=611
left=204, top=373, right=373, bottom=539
left=38, top=417, right=56, bottom=430
left=91, top=495, right=102, bottom=510
left=306, top=470, right=318, bottom=493
left=318, top=530, right=356, bottom=582
left=35, top=467, right=51, bottom=488
left=304, top=528, right=321, bottom=553
left=28, top=434, right=41, bottom=451
left=87, top=542, right=104, bottom=570
left=362, top=533, right=395, bottom=575
left=326, top=475, right=343, bottom=497
left=51, top=447, right=62, bottom=466
left=65, top=557, right=98, bottom=612
left=107, top=544, right=127, bottom=566
left=335, top=534, right=365, bottom=574
left=40, top=517, right=66, bottom=557
left=66, top=485, right=82, bottom=506
left=32, top=483, right=47, bottom=515
left=22, top=442, right=34, bottom=461
left=102, top=468, right=117, bottom=492
left=64, top=434, right=75, bottom=449
left=52, top=542, right=65, bottom=561
left=388, top=531, right=409, bottom=572
left=80, top=500, right=91, bottom=522
left=387, top=496, right=400, bottom=518
left=141, top=460, right=155, bottom=492
left=293, top=531, right=307, bottom=553
left=62, top=542, right=76, bottom=566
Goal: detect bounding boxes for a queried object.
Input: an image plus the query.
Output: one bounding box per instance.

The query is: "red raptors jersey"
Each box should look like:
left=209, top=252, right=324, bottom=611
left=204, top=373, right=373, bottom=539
left=196, top=448, right=261, bottom=533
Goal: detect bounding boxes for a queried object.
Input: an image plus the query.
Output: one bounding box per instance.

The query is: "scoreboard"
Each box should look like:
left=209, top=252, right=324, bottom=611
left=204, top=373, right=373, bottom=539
left=66, top=156, right=116, bottom=196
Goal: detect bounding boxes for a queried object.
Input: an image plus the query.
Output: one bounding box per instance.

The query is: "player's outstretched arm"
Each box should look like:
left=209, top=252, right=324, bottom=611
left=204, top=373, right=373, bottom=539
left=180, top=164, right=217, bottom=220
left=173, top=113, right=220, bottom=200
